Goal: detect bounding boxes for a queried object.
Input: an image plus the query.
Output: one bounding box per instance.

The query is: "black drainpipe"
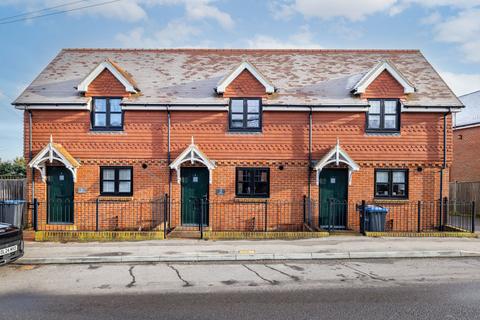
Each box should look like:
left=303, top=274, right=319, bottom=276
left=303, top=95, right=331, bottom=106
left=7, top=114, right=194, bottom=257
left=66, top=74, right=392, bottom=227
left=439, top=111, right=448, bottom=229
left=28, top=109, right=35, bottom=204
left=167, top=107, right=172, bottom=198
left=307, top=107, right=312, bottom=200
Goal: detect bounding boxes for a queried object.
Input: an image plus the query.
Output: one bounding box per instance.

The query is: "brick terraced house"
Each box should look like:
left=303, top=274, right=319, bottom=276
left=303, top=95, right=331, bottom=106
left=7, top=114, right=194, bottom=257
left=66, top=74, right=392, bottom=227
left=13, top=49, right=464, bottom=236
left=451, top=90, right=480, bottom=183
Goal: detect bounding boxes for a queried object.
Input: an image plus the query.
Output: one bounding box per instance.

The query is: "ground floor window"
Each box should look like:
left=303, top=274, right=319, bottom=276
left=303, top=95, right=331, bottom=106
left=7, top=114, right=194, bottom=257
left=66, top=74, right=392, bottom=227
left=236, top=167, right=269, bottom=198
left=374, top=169, right=408, bottom=199
left=100, top=166, right=133, bottom=196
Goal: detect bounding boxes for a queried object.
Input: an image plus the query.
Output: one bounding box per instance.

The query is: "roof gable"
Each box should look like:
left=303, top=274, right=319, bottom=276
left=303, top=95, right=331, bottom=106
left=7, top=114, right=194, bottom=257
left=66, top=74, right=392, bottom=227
left=77, top=59, right=138, bottom=94
left=216, top=61, right=275, bottom=94
left=352, top=60, right=415, bottom=95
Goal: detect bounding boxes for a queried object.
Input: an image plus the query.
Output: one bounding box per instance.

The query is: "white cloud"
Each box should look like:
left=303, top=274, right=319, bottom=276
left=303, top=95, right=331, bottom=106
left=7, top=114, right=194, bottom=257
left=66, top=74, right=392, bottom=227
left=269, top=0, right=480, bottom=21
left=1, top=0, right=234, bottom=28
left=439, top=70, right=480, bottom=96
left=269, top=0, right=397, bottom=21
left=433, top=9, right=480, bottom=62
left=115, top=21, right=206, bottom=48
left=184, top=1, right=234, bottom=29
left=247, top=26, right=321, bottom=49
left=420, top=11, right=442, bottom=25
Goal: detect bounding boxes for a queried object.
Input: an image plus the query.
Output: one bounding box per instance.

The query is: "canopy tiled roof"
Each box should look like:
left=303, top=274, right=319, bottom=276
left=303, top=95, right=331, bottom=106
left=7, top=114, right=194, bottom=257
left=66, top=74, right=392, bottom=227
left=13, top=48, right=462, bottom=107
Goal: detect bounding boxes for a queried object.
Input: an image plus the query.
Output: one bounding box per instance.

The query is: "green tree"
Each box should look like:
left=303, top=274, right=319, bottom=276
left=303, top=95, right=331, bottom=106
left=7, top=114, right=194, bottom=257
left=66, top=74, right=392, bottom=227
left=0, top=157, right=26, bottom=177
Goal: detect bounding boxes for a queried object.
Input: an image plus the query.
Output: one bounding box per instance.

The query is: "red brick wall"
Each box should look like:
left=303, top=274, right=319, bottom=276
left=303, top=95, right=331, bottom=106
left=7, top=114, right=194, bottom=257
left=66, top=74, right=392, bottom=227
left=24, top=108, right=451, bottom=232
left=451, top=126, right=480, bottom=182
left=223, top=69, right=268, bottom=98
left=361, top=70, right=406, bottom=100
left=85, top=69, right=130, bottom=97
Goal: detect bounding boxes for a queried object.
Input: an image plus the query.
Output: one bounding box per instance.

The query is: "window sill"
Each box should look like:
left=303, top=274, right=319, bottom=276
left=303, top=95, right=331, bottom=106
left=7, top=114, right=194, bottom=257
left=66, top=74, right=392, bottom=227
left=373, top=199, right=409, bottom=204
left=234, top=197, right=269, bottom=202
left=227, top=131, right=263, bottom=135
left=89, top=130, right=126, bottom=135
left=365, top=131, right=400, bottom=136
left=98, top=196, right=133, bottom=201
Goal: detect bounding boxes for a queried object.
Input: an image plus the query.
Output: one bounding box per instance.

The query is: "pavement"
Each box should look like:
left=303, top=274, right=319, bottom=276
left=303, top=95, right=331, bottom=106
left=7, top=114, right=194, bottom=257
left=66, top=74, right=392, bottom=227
left=16, top=236, right=480, bottom=264
left=3, top=257, right=480, bottom=319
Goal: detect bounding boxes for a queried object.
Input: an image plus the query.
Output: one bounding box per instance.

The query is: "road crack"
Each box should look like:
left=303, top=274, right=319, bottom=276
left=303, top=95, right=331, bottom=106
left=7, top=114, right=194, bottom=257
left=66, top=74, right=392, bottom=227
left=265, top=265, right=300, bottom=282
left=168, top=264, right=193, bottom=287
left=243, top=264, right=279, bottom=285
left=126, top=266, right=136, bottom=288
left=341, top=263, right=389, bottom=282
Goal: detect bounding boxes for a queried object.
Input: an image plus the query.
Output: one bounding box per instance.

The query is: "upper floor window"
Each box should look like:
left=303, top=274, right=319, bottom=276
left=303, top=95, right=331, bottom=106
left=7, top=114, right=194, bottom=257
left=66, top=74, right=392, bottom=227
left=100, top=166, right=133, bottom=196
left=92, top=98, right=123, bottom=131
left=229, top=98, right=262, bottom=132
left=375, top=169, right=408, bottom=199
left=236, top=167, right=269, bottom=198
left=367, top=99, right=400, bottom=132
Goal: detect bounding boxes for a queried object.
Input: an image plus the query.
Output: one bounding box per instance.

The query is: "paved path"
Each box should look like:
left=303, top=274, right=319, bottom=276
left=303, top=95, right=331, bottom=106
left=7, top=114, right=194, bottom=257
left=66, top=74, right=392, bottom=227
left=2, top=258, right=480, bottom=319
left=18, top=236, right=480, bottom=264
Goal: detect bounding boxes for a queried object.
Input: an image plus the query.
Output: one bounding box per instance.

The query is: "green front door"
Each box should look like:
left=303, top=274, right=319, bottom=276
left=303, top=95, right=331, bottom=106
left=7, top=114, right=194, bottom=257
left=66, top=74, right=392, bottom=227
left=319, top=169, right=348, bottom=229
left=47, top=166, right=74, bottom=224
left=181, top=167, right=209, bottom=226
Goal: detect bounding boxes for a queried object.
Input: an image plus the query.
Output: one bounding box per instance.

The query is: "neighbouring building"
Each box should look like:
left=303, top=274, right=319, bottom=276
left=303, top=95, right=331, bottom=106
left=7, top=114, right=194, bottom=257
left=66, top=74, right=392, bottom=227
left=451, top=90, right=480, bottom=183
left=12, top=49, right=463, bottom=234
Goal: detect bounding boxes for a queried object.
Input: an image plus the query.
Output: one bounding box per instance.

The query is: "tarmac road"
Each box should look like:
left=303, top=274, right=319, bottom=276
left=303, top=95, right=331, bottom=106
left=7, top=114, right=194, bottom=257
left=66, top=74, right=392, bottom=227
left=2, top=258, right=480, bottom=319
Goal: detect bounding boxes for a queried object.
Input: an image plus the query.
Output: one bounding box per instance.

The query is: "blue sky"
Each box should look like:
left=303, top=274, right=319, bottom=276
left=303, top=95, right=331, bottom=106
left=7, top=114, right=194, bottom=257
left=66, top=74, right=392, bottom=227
left=1, top=0, right=480, bottom=160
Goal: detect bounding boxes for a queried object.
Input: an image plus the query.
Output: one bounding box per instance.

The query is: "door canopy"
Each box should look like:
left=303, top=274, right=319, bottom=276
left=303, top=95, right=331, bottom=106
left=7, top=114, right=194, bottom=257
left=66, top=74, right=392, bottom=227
left=313, top=139, right=360, bottom=186
left=169, top=137, right=216, bottom=184
left=28, top=135, right=80, bottom=182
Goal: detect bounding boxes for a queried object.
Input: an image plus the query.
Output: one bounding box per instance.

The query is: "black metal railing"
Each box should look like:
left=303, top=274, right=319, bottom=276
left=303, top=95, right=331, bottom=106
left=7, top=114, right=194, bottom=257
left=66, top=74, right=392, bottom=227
left=30, top=195, right=170, bottom=238
left=16, top=197, right=477, bottom=237
left=324, top=198, right=476, bottom=234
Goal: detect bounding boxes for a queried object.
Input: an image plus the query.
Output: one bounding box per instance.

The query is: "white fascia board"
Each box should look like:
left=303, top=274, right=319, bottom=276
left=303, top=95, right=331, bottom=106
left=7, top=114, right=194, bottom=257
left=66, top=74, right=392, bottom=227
left=15, top=104, right=90, bottom=110
left=77, top=61, right=137, bottom=93
left=122, top=105, right=229, bottom=111
left=354, top=61, right=415, bottom=94
left=401, top=106, right=459, bottom=113
left=453, top=123, right=480, bottom=131
left=263, top=106, right=368, bottom=112
left=216, top=61, right=275, bottom=94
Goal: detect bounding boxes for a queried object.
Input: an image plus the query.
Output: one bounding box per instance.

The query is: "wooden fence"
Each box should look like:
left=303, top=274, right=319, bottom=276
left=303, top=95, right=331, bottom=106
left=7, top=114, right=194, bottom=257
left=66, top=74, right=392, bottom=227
left=0, top=176, right=26, bottom=200
left=449, top=181, right=480, bottom=216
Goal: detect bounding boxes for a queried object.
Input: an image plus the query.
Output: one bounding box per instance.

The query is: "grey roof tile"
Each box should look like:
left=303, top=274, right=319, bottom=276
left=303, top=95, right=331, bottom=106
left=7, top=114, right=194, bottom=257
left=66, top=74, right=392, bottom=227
left=13, top=48, right=463, bottom=107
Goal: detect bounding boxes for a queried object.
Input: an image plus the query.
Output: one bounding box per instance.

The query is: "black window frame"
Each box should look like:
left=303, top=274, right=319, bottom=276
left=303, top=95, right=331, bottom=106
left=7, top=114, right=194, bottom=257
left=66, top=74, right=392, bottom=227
left=235, top=167, right=270, bottom=198
left=366, top=99, right=401, bottom=133
left=91, top=97, right=124, bottom=131
left=374, top=169, right=408, bottom=199
left=100, top=166, right=133, bottom=196
left=228, top=98, right=262, bottom=132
